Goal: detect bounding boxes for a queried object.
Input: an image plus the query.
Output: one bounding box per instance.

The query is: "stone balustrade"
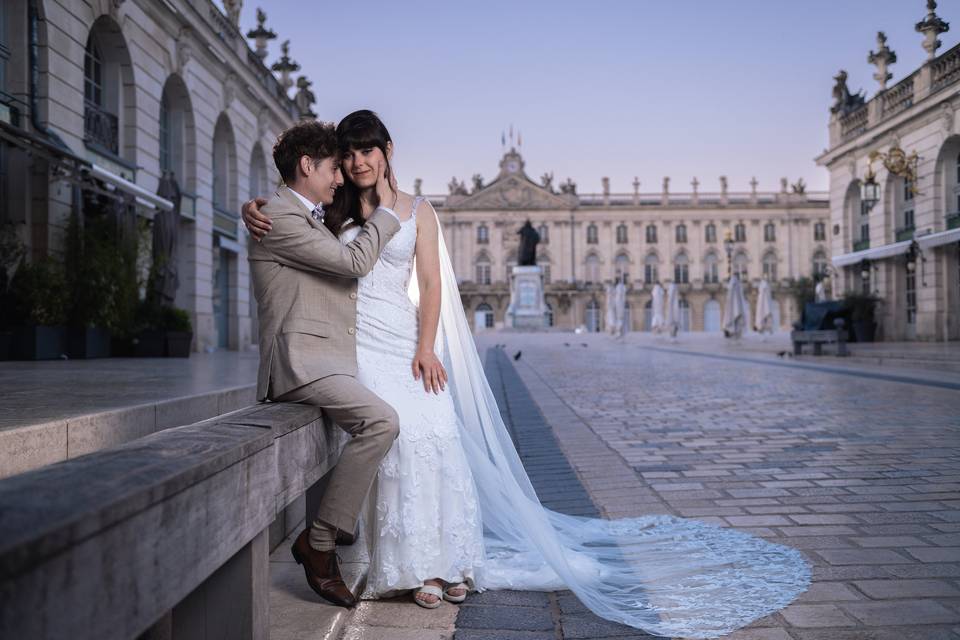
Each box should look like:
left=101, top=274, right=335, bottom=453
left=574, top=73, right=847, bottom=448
left=834, top=42, right=960, bottom=146
left=0, top=401, right=339, bottom=640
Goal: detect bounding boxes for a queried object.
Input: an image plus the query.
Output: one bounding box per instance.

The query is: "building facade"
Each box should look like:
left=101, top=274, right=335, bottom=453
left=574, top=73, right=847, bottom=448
left=817, top=3, right=959, bottom=341
left=431, top=148, right=830, bottom=332
left=0, top=0, right=305, bottom=351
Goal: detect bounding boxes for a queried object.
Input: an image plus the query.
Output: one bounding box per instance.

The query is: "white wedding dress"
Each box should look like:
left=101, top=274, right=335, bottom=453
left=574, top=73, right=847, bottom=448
left=342, top=196, right=811, bottom=638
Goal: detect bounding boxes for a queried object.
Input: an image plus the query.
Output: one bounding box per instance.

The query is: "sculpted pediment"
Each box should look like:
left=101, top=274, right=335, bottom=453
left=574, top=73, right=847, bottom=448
left=447, top=176, right=575, bottom=211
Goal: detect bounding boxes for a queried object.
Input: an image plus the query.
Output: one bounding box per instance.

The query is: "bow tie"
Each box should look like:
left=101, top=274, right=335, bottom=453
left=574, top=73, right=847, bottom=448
left=311, top=204, right=325, bottom=223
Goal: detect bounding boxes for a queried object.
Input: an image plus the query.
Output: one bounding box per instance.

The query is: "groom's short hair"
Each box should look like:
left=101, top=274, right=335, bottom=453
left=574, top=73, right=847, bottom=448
left=273, top=121, right=338, bottom=184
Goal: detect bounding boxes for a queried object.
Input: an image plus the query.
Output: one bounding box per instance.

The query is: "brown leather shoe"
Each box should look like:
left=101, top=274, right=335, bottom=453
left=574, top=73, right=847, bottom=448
left=290, top=529, right=356, bottom=608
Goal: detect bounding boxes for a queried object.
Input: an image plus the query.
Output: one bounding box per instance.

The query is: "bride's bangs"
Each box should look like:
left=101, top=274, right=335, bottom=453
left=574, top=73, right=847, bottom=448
left=337, top=110, right=391, bottom=155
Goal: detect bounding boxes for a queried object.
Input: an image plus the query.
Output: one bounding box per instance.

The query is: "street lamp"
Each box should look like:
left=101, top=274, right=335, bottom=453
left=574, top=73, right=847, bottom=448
left=861, top=165, right=880, bottom=211
left=723, top=228, right=735, bottom=280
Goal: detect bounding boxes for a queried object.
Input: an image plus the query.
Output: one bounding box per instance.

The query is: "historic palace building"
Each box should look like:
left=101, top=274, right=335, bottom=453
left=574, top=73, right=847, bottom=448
left=1, top=0, right=311, bottom=351
left=817, top=1, right=959, bottom=341
left=430, top=147, right=830, bottom=332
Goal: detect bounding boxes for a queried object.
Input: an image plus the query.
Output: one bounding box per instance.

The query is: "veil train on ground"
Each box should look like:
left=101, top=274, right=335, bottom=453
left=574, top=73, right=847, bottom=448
left=402, top=209, right=810, bottom=639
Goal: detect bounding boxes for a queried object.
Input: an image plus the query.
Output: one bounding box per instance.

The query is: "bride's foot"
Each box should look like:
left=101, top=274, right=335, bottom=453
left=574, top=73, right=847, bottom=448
left=443, top=581, right=468, bottom=604
left=413, top=579, right=443, bottom=609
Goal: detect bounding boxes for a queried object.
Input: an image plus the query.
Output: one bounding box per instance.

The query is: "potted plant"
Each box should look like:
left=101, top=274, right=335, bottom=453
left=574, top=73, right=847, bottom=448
left=133, top=301, right=193, bottom=357
left=843, top=292, right=879, bottom=342
left=0, top=223, right=25, bottom=360
left=9, top=256, right=68, bottom=359
left=163, top=306, right=193, bottom=357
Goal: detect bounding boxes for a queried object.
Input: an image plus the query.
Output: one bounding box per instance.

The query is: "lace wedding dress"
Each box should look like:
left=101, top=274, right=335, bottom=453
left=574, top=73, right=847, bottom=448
left=343, top=196, right=810, bottom=637
left=350, top=198, right=485, bottom=599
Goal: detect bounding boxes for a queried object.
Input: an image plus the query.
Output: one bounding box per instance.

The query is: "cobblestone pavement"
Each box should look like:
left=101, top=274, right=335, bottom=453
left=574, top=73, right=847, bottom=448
left=492, top=332, right=960, bottom=640
left=340, top=332, right=960, bottom=639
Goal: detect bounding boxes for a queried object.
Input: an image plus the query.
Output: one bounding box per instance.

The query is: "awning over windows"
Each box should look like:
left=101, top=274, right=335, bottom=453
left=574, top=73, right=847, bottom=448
left=0, top=120, right=173, bottom=213
left=832, top=239, right=912, bottom=267
left=90, top=164, right=173, bottom=212
left=917, top=228, right=960, bottom=250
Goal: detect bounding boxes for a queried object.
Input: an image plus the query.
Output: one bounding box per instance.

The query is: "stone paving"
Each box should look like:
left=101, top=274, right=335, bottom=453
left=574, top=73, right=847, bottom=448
left=491, top=332, right=960, bottom=640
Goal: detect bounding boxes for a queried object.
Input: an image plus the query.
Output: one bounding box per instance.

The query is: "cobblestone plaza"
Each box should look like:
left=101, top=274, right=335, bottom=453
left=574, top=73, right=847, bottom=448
left=335, top=334, right=960, bottom=639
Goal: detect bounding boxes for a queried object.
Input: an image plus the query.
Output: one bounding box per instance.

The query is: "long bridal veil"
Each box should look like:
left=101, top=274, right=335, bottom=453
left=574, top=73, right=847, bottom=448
left=409, top=209, right=810, bottom=639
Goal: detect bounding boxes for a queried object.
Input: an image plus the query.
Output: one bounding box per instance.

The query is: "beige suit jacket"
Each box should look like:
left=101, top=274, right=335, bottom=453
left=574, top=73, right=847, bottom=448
left=248, top=187, right=401, bottom=400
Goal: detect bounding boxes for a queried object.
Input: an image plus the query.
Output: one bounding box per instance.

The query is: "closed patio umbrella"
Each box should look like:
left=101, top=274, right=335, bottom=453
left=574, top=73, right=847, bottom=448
left=722, top=275, right=749, bottom=339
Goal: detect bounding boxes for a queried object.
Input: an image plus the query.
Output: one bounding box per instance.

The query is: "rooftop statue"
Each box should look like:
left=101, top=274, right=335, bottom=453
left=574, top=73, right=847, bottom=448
left=830, top=69, right=865, bottom=115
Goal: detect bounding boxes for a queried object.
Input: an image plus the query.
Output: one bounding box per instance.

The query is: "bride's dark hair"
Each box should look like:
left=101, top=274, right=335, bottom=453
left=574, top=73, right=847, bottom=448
left=324, top=109, right=395, bottom=236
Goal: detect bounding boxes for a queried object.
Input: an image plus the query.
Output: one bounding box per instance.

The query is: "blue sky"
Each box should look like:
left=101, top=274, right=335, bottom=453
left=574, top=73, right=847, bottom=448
left=235, top=1, right=956, bottom=195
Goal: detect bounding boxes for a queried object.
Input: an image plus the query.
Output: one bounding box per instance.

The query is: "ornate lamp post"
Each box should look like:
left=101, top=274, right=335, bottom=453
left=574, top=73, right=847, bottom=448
left=861, top=165, right=880, bottom=211
left=246, top=8, right=277, bottom=60
left=905, top=240, right=927, bottom=286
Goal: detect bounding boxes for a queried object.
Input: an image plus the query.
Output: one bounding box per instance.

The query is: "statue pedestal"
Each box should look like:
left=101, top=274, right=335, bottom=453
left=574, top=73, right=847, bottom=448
left=506, top=266, right=547, bottom=329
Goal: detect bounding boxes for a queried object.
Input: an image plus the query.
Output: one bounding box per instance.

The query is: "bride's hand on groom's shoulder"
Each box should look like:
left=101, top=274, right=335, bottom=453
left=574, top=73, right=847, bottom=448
left=412, top=349, right=447, bottom=394
left=243, top=197, right=271, bottom=241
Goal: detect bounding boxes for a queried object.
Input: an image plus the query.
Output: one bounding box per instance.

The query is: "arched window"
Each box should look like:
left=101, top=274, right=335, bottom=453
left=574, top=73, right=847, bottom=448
left=705, top=223, right=717, bottom=243
left=475, top=254, right=491, bottom=285
left=476, top=224, right=489, bottom=244
left=615, top=254, right=630, bottom=283
left=644, top=253, right=659, bottom=284
left=674, top=253, right=689, bottom=284
left=704, top=252, right=719, bottom=284
left=764, top=222, right=776, bottom=242
left=212, top=114, right=237, bottom=215
left=84, top=34, right=104, bottom=110
left=616, top=223, right=628, bottom=244
left=733, top=250, right=749, bottom=281
left=897, top=177, right=916, bottom=235
left=812, top=250, right=828, bottom=278
left=584, top=254, right=600, bottom=283
left=158, top=75, right=195, bottom=196
left=587, top=223, right=598, bottom=244
left=762, top=251, right=778, bottom=281
left=475, top=303, right=494, bottom=330
left=538, top=223, right=549, bottom=244
left=675, top=223, right=687, bottom=244
left=646, top=224, right=657, bottom=243
left=83, top=18, right=135, bottom=159
left=734, top=222, right=746, bottom=242
left=585, top=299, right=601, bottom=332
left=813, top=222, right=826, bottom=241
left=249, top=144, right=268, bottom=200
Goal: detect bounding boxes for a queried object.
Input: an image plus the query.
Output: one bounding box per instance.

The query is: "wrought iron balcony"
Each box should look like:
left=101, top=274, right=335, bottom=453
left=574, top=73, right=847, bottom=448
left=853, top=238, right=870, bottom=252
left=84, top=99, right=118, bottom=155
left=895, top=225, right=916, bottom=242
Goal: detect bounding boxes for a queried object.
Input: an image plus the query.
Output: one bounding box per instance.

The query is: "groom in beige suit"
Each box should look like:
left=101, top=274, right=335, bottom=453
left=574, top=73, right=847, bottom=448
left=248, top=121, right=400, bottom=607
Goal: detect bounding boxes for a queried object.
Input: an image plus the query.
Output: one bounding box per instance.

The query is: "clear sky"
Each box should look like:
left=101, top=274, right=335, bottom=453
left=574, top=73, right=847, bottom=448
left=235, top=1, right=956, bottom=196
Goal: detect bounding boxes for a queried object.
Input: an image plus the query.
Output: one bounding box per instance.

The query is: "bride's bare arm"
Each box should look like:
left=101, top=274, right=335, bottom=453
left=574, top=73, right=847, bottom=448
left=412, top=200, right=448, bottom=394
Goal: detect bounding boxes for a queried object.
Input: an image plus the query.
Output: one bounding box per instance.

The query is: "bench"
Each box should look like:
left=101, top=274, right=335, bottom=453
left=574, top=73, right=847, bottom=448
left=791, top=318, right=849, bottom=356
left=0, top=401, right=340, bottom=640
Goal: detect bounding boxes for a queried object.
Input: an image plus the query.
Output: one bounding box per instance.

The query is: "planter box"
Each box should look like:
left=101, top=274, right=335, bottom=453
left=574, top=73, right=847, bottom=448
left=133, top=329, right=165, bottom=357
left=852, top=320, right=876, bottom=343
left=66, top=327, right=111, bottom=359
left=12, top=325, right=66, bottom=360
left=132, top=330, right=193, bottom=357
left=165, top=331, right=192, bottom=358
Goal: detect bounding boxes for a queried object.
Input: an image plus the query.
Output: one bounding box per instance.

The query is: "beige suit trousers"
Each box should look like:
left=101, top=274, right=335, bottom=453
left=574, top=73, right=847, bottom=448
left=277, top=375, right=399, bottom=539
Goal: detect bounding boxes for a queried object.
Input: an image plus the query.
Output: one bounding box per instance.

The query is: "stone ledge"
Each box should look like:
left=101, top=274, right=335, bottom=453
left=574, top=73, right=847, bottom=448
left=0, top=384, right=257, bottom=479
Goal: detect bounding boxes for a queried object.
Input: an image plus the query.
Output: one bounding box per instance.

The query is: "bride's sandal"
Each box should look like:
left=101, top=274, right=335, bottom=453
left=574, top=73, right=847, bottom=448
left=443, top=582, right=468, bottom=604
left=413, top=584, right=443, bottom=609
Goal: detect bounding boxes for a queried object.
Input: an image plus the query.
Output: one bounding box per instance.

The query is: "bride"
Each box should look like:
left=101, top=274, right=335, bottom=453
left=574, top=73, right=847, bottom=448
left=243, top=110, right=810, bottom=638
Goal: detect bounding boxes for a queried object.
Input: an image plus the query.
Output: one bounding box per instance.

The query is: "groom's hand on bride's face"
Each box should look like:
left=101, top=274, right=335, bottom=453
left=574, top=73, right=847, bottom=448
left=243, top=197, right=271, bottom=241
left=412, top=351, right=448, bottom=394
